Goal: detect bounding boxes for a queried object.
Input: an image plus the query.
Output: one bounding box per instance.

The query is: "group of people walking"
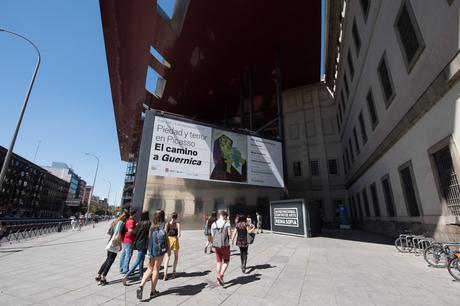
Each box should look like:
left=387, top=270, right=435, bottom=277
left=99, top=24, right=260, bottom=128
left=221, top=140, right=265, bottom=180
left=96, top=208, right=262, bottom=301
left=95, top=208, right=181, bottom=300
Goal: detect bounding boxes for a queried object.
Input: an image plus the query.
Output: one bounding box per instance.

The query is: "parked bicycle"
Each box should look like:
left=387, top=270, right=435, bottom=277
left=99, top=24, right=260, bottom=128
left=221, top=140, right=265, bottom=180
left=423, top=242, right=460, bottom=268
left=447, top=251, right=460, bottom=281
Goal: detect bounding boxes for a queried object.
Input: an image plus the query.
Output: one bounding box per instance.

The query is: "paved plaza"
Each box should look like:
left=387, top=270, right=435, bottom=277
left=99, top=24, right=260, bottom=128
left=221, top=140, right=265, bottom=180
left=1, top=223, right=460, bottom=306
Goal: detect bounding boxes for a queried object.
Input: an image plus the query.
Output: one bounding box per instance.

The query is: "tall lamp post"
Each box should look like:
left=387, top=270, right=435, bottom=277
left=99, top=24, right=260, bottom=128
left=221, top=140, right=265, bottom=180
left=84, top=153, right=99, bottom=217
left=0, top=29, right=41, bottom=188
left=102, top=178, right=111, bottom=216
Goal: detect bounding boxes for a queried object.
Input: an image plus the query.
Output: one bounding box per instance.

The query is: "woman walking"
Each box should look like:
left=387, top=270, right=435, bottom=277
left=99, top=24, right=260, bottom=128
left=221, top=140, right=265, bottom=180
left=232, top=215, right=255, bottom=274
left=122, top=211, right=151, bottom=285
left=204, top=211, right=217, bottom=254
left=163, top=212, right=181, bottom=280
left=136, top=210, right=168, bottom=301
left=95, top=212, right=128, bottom=285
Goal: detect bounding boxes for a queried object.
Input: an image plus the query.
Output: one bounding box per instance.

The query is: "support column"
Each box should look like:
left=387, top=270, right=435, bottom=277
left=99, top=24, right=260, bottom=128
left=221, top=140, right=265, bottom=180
left=275, top=47, right=289, bottom=194
left=248, top=70, right=254, bottom=131
left=240, top=78, right=244, bottom=129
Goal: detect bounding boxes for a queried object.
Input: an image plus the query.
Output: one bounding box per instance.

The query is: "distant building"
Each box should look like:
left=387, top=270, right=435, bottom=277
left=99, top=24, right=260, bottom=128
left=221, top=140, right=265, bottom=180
left=0, top=146, right=69, bottom=218
left=43, top=162, right=86, bottom=208
left=82, top=185, right=93, bottom=206
left=121, top=162, right=136, bottom=209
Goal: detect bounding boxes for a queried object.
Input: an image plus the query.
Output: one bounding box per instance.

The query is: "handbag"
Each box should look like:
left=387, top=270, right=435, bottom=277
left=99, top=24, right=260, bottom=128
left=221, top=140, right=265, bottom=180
left=247, top=232, right=255, bottom=244
left=105, top=234, right=122, bottom=253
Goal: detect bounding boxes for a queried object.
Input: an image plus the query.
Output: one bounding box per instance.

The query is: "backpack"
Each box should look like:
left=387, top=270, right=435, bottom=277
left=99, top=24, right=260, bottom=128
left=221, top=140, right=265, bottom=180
left=212, top=221, right=229, bottom=248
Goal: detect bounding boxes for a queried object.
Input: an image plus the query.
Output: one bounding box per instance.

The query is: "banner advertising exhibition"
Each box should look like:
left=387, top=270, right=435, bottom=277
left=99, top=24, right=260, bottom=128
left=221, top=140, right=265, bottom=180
left=147, top=115, right=284, bottom=188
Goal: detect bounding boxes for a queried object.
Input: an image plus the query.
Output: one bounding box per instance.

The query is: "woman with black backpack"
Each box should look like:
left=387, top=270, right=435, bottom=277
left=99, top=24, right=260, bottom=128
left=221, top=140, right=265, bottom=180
left=232, top=215, right=255, bottom=274
left=122, top=211, right=151, bottom=285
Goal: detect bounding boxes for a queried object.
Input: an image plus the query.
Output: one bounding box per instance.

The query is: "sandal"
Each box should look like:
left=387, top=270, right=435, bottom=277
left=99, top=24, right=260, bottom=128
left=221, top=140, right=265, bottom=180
left=95, top=276, right=101, bottom=282
left=172, top=272, right=176, bottom=279
left=99, top=279, right=108, bottom=286
left=150, top=290, right=160, bottom=298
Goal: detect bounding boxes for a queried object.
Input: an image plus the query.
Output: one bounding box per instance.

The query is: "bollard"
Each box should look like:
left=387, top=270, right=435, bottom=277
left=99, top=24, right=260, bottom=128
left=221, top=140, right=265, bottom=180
left=57, top=222, right=62, bottom=232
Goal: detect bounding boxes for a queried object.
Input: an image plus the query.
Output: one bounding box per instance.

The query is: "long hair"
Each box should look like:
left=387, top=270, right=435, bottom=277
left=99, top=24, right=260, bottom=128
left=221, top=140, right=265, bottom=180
left=207, top=211, right=217, bottom=228
left=140, top=211, right=150, bottom=222
left=152, top=210, right=165, bottom=226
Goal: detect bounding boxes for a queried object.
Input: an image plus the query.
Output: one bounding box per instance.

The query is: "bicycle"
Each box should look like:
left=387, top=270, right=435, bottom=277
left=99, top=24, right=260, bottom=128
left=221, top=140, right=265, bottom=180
left=424, top=242, right=460, bottom=268
left=447, top=251, right=460, bottom=281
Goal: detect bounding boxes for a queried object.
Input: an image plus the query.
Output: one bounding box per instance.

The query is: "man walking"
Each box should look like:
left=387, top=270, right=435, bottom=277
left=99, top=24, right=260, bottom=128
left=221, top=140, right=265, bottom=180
left=256, top=212, right=263, bottom=233
left=119, top=208, right=137, bottom=274
left=211, top=210, right=232, bottom=286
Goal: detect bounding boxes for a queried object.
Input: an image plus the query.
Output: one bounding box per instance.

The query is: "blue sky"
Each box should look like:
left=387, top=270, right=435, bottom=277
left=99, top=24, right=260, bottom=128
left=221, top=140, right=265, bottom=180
left=0, top=0, right=125, bottom=205
left=0, top=0, right=323, bottom=207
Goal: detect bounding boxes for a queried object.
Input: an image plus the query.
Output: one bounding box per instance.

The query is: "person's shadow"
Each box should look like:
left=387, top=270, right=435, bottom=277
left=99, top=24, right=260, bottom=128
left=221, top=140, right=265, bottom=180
left=174, top=270, right=211, bottom=278
left=245, top=264, right=276, bottom=274
left=223, top=273, right=261, bottom=289
left=144, top=282, right=208, bottom=301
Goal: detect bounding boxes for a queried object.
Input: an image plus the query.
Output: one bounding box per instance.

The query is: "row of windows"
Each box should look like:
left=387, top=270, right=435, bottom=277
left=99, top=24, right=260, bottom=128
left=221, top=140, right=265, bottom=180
left=338, top=0, right=425, bottom=174
left=292, top=159, right=338, bottom=178
left=349, top=160, right=420, bottom=220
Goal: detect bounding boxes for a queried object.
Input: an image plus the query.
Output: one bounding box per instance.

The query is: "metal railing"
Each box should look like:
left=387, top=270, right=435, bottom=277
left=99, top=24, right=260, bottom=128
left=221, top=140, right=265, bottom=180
left=0, top=218, right=72, bottom=244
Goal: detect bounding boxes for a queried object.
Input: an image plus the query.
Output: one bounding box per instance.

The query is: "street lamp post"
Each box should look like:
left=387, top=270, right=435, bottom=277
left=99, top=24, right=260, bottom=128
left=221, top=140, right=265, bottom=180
left=102, top=178, right=111, bottom=216
left=85, top=153, right=99, bottom=217
left=0, top=29, right=41, bottom=188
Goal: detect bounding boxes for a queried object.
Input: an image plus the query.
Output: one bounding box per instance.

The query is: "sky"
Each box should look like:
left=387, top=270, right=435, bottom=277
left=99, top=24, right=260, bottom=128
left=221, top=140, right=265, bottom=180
left=0, top=0, right=128, bottom=205
left=0, top=0, right=323, bottom=207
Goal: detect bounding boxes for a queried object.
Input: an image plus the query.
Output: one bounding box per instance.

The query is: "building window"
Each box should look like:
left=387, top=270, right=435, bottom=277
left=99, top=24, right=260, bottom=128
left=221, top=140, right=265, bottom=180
left=370, top=183, right=381, bottom=217
left=362, top=188, right=370, bottom=217
left=328, top=159, right=338, bottom=175
left=347, top=51, right=354, bottom=80
left=356, top=193, right=363, bottom=220
left=394, top=0, right=424, bottom=71
left=352, top=18, right=361, bottom=56
left=358, top=111, right=368, bottom=144
left=344, top=73, right=350, bottom=98
left=353, top=127, right=360, bottom=155
left=310, top=160, right=320, bottom=176
left=381, top=175, right=396, bottom=217
left=378, top=53, right=395, bottom=106
left=348, top=139, right=355, bottom=163
left=432, top=146, right=460, bottom=216
left=345, top=148, right=351, bottom=171
left=360, top=0, right=370, bottom=22
left=341, top=90, right=346, bottom=110
left=293, top=161, right=302, bottom=177
left=399, top=162, right=421, bottom=216
left=366, top=89, right=379, bottom=129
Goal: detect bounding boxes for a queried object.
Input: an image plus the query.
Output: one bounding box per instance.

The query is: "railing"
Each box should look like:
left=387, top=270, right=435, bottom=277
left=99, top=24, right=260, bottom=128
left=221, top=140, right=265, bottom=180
left=0, top=218, right=72, bottom=244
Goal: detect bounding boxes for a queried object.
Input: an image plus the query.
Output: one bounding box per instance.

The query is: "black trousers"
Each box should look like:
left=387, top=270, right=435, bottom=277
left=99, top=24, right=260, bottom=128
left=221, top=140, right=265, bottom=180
left=98, top=251, right=117, bottom=277
left=239, top=246, right=248, bottom=266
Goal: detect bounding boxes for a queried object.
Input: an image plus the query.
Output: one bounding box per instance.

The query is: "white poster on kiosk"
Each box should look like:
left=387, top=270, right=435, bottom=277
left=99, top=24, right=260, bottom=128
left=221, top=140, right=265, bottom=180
left=147, top=115, right=284, bottom=188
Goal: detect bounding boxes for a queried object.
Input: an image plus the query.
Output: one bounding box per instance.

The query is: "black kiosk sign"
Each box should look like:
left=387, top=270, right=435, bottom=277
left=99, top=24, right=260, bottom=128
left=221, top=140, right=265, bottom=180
left=270, top=199, right=308, bottom=237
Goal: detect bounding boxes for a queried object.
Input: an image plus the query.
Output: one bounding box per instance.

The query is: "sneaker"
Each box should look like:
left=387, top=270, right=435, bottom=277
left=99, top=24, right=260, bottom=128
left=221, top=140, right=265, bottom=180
left=122, top=278, right=128, bottom=286
left=217, top=274, right=224, bottom=286
left=136, top=287, right=143, bottom=300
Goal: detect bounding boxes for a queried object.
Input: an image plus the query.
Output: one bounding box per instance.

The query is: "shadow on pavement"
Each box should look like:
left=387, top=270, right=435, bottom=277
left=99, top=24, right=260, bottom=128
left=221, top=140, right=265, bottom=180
left=245, top=264, right=276, bottom=273
left=145, top=282, right=208, bottom=300
left=320, top=228, right=394, bottom=246
left=224, top=273, right=261, bottom=289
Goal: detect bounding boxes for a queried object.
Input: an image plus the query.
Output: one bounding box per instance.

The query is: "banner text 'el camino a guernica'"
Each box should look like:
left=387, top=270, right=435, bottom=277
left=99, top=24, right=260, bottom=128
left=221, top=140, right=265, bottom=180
left=147, top=116, right=284, bottom=188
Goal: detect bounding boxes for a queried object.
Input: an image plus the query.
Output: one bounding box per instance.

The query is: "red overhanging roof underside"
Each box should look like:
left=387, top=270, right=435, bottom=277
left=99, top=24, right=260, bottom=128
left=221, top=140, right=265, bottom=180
left=100, top=0, right=322, bottom=161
